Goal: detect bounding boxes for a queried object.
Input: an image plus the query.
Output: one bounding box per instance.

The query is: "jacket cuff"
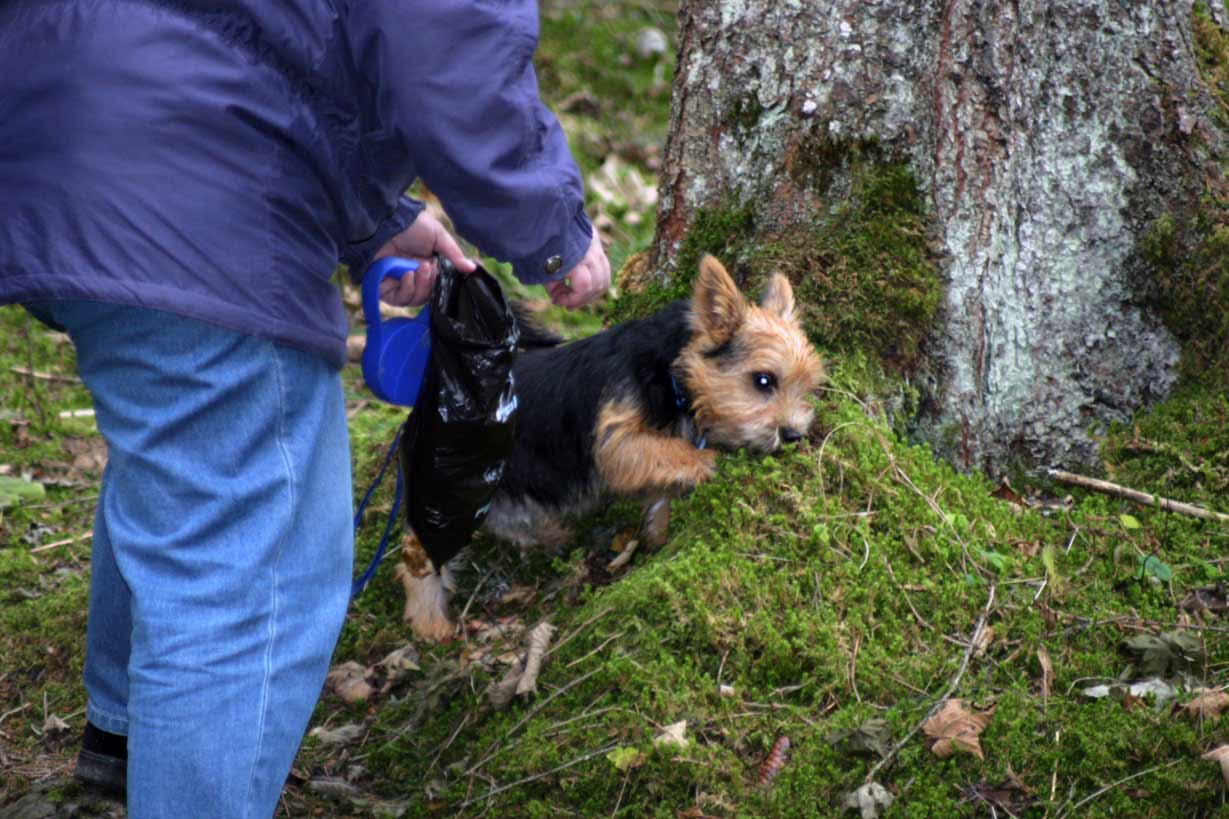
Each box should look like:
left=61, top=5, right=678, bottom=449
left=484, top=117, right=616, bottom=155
left=341, top=196, right=425, bottom=280
left=510, top=207, right=593, bottom=286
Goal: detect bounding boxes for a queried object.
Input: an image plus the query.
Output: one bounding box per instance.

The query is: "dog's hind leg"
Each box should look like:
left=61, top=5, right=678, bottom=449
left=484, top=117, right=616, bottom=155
left=393, top=532, right=457, bottom=643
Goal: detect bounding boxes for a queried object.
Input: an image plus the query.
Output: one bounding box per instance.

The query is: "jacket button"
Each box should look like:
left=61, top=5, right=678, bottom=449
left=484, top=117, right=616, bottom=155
left=544, top=255, right=563, bottom=275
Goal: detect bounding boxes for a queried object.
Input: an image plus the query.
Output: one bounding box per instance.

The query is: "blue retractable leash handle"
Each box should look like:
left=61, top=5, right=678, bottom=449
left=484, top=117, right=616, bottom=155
left=351, top=256, right=433, bottom=599
left=361, top=256, right=432, bottom=407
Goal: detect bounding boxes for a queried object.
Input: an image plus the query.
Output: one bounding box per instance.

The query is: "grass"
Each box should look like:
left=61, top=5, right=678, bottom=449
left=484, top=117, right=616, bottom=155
left=4, top=2, right=1229, bottom=818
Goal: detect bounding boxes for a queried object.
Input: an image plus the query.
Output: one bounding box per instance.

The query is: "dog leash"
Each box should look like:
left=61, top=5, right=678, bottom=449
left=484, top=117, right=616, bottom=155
left=350, top=422, right=406, bottom=599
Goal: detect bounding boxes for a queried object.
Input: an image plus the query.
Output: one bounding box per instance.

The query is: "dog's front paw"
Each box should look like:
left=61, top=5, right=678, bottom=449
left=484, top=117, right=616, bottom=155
left=394, top=563, right=456, bottom=644
left=674, top=448, right=717, bottom=490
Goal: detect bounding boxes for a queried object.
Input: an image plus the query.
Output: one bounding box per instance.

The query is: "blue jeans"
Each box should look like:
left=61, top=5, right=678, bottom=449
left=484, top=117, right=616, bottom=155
left=30, top=302, right=353, bottom=819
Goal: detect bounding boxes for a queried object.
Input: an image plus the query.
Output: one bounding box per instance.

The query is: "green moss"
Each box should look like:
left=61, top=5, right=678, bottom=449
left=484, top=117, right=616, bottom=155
left=768, top=161, right=941, bottom=370
left=1142, top=3, right=1229, bottom=384
left=609, top=202, right=758, bottom=323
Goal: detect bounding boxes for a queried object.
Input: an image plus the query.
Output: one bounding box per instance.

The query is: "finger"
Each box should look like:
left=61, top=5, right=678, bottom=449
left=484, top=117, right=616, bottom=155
left=410, top=265, right=437, bottom=306
left=434, top=228, right=477, bottom=274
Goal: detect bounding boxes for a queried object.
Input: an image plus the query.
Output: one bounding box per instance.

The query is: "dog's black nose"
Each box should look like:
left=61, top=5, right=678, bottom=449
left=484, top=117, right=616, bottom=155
left=781, top=428, right=803, bottom=443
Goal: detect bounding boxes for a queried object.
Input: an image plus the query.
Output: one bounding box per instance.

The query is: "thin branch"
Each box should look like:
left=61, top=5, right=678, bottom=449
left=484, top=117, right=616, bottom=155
left=457, top=743, right=620, bottom=809
left=1048, top=469, right=1229, bottom=524
left=1055, top=758, right=1182, bottom=818
left=865, top=583, right=996, bottom=784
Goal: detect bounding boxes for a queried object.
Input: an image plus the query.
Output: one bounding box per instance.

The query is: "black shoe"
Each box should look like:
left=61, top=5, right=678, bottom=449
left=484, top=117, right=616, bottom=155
left=74, top=722, right=127, bottom=795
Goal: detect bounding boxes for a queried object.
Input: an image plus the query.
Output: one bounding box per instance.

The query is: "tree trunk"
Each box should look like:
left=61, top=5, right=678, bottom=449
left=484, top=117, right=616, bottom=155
left=650, top=0, right=1222, bottom=474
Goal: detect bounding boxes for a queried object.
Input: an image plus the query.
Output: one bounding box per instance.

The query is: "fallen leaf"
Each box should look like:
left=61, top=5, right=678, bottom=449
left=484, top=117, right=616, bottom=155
left=827, top=718, right=892, bottom=759
left=841, top=781, right=894, bottom=818
left=486, top=661, right=524, bottom=710
left=498, top=584, right=537, bottom=607
left=973, top=625, right=995, bottom=657
left=607, top=745, right=646, bottom=772
left=1202, top=745, right=1229, bottom=786
left=1124, top=631, right=1203, bottom=677
left=964, top=774, right=1034, bottom=815
left=1082, top=678, right=1178, bottom=709
left=1179, top=585, right=1229, bottom=613
left=989, top=479, right=1025, bottom=506
left=1037, top=646, right=1054, bottom=699
left=922, top=699, right=995, bottom=760
left=654, top=720, right=689, bottom=749
left=376, top=643, right=421, bottom=676
left=309, top=723, right=365, bottom=746
left=1175, top=690, right=1229, bottom=722
left=326, top=661, right=375, bottom=704
left=515, top=621, right=556, bottom=696
left=41, top=714, right=70, bottom=735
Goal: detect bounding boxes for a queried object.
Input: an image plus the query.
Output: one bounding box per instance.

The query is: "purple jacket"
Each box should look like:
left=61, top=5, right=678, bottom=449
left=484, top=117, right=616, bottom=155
left=0, top=0, right=592, bottom=368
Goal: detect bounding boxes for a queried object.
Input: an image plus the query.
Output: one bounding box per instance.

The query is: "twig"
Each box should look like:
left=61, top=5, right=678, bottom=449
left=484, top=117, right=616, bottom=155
left=606, top=538, right=641, bottom=572
left=467, top=668, right=601, bottom=777
left=611, top=766, right=633, bottom=818
left=0, top=703, right=30, bottom=726
left=865, top=583, right=996, bottom=784
left=1055, top=758, right=1182, bottom=818
left=457, top=743, right=620, bottom=809
left=12, top=366, right=80, bottom=384
left=565, top=631, right=625, bottom=670
left=545, top=606, right=614, bottom=659
left=1048, top=469, right=1229, bottom=523
left=31, top=532, right=93, bottom=554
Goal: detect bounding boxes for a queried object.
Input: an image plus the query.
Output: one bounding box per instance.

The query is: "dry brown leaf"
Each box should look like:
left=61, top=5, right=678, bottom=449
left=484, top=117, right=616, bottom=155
left=1036, top=646, right=1054, bottom=699
left=655, top=720, right=689, bottom=749
left=498, top=584, right=537, bottom=607
left=515, top=621, right=556, bottom=696
left=325, top=661, right=374, bottom=704
left=922, top=699, right=996, bottom=760
left=973, top=626, right=995, bottom=657
left=1202, top=745, right=1229, bottom=786
left=1176, top=690, right=1229, bottom=722
left=990, top=479, right=1025, bottom=507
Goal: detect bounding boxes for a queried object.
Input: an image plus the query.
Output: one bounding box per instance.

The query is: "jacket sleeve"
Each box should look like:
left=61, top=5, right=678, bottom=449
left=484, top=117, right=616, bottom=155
left=339, top=195, right=424, bottom=280
left=347, top=0, right=593, bottom=286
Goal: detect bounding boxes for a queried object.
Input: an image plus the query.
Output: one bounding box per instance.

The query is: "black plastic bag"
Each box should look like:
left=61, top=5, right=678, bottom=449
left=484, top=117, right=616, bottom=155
left=400, top=258, right=519, bottom=570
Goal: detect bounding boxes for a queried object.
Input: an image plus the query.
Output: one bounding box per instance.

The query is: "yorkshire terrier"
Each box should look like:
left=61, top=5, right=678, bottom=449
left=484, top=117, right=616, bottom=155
left=395, top=254, right=824, bottom=641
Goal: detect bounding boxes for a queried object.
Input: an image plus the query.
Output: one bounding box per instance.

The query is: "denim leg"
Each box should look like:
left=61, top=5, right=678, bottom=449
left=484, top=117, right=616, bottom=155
left=82, top=470, right=132, bottom=735
left=45, top=301, right=353, bottom=819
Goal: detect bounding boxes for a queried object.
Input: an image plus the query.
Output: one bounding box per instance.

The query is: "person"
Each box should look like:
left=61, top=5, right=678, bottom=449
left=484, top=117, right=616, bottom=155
left=0, top=2, right=610, bottom=817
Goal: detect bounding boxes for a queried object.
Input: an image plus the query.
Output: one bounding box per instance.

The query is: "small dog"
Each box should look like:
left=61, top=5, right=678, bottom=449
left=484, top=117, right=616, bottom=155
left=395, top=254, right=824, bottom=641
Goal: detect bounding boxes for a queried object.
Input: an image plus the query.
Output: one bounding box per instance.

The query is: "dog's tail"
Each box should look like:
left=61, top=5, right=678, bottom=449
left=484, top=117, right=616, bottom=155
left=512, top=302, right=566, bottom=348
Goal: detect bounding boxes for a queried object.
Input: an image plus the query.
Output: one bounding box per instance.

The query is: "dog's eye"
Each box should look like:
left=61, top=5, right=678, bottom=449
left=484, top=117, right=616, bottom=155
left=751, top=372, right=777, bottom=393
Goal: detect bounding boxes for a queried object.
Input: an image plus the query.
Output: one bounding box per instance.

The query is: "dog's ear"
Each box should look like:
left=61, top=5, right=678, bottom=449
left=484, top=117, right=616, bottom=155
left=760, top=274, right=795, bottom=322
left=693, top=255, right=745, bottom=341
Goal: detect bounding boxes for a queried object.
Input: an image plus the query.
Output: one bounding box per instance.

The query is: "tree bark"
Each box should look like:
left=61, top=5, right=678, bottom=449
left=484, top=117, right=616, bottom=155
left=651, top=0, right=1221, bottom=473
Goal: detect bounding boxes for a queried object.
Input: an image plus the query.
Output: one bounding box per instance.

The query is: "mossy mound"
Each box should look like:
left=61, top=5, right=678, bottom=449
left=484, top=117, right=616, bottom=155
left=330, top=364, right=1229, bottom=818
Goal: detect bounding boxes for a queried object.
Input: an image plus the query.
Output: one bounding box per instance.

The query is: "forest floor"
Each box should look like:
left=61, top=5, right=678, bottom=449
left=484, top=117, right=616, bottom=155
left=3, top=2, right=1229, bottom=817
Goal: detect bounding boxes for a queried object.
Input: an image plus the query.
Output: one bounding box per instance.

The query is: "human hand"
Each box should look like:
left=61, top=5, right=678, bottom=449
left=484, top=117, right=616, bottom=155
left=373, top=211, right=477, bottom=307
left=545, top=232, right=610, bottom=309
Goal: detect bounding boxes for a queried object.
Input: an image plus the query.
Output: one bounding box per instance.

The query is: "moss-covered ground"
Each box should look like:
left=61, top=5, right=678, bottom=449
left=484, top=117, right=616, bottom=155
left=4, top=2, right=1229, bottom=818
